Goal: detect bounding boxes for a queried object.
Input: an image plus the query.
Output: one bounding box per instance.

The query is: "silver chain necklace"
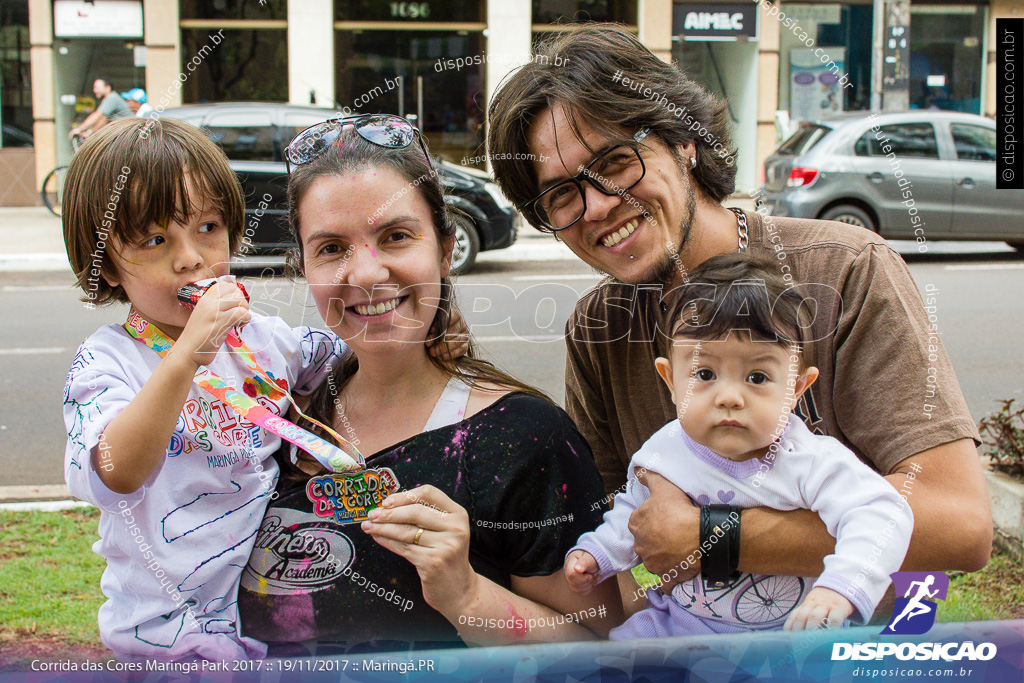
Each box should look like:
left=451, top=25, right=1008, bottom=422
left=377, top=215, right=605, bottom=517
left=730, top=207, right=748, bottom=251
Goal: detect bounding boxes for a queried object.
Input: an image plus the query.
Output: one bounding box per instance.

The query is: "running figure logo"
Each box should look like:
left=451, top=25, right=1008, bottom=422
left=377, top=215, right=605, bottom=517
left=881, top=571, right=949, bottom=635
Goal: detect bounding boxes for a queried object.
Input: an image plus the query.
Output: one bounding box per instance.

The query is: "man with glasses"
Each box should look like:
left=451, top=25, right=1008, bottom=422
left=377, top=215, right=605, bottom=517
left=486, top=26, right=990, bottom=617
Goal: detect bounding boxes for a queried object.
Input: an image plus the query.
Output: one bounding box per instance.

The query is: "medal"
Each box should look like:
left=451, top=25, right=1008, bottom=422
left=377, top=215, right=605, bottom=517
left=306, top=468, right=401, bottom=525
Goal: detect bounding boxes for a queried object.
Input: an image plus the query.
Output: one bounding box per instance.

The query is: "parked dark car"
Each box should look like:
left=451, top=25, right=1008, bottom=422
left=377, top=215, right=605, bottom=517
left=158, top=103, right=518, bottom=273
left=758, top=111, right=1024, bottom=251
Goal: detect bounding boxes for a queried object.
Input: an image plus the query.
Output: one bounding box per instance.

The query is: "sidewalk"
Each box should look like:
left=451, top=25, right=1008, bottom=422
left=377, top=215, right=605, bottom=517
left=0, top=207, right=69, bottom=271
left=0, top=196, right=759, bottom=273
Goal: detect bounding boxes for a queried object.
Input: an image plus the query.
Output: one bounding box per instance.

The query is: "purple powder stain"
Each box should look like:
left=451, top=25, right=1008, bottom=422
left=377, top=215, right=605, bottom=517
left=452, top=427, right=469, bottom=446
left=566, top=441, right=578, bottom=457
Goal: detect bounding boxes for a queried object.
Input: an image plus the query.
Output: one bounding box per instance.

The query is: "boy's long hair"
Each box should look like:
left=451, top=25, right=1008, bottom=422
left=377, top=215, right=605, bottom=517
left=657, top=253, right=814, bottom=367
left=62, top=117, right=245, bottom=306
left=285, top=122, right=551, bottom=461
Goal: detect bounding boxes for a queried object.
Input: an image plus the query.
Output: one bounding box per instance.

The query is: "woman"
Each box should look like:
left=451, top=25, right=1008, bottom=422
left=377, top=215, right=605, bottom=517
left=237, top=115, right=621, bottom=654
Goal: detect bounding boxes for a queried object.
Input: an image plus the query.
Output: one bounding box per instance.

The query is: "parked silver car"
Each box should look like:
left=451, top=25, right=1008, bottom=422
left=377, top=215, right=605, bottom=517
left=758, top=111, right=1024, bottom=251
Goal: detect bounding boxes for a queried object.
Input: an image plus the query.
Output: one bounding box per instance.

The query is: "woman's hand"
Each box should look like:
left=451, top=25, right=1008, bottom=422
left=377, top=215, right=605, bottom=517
left=361, top=485, right=478, bottom=615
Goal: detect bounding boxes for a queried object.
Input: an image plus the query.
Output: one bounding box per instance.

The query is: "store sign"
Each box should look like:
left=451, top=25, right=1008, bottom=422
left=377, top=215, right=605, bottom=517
left=54, top=0, right=143, bottom=38
left=390, top=2, right=431, bottom=19
left=673, top=4, right=758, bottom=40
left=883, top=0, right=910, bottom=90
left=790, top=48, right=846, bottom=121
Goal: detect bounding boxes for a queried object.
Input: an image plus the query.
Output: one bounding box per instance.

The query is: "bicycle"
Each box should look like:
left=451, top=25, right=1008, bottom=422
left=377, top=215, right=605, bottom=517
left=675, top=573, right=806, bottom=625
left=41, top=133, right=85, bottom=217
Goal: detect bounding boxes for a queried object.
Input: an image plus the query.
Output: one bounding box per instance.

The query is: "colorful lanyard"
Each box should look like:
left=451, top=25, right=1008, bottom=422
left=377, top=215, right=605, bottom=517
left=123, top=309, right=364, bottom=473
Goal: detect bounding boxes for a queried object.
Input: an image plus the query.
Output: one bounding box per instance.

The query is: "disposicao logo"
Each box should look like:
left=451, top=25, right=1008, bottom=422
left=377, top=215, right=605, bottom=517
left=881, top=570, right=949, bottom=635
left=831, top=572, right=997, bottom=662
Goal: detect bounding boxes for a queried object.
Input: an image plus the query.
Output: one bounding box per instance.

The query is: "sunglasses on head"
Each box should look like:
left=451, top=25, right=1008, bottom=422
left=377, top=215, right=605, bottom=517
left=284, top=114, right=432, bottom=173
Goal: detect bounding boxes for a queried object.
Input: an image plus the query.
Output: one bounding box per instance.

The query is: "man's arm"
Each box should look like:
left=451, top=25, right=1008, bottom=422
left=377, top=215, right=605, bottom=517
left=70, top=110, right=105, bottom=138
left=631, top=438, right=991, bottom=588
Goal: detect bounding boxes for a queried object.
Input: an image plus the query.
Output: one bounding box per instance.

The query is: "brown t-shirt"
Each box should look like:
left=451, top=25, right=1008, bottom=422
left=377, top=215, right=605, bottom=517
left=565, top=209, right=980, bottom=494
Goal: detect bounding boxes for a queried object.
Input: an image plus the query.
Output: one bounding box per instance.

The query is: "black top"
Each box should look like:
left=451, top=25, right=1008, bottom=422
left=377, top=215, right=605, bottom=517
left=237, top=392, right=606, bottom=654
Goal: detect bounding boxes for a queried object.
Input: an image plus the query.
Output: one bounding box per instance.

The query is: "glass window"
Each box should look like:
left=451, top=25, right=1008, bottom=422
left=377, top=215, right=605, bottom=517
left=951, top=123, right=995, bottom=162
left=776, top=125, right=832, bottom=156
left=335, top=30, right=485, bottom=165
left=0, top=0, right=31, bottom=147
left=181, top=0, right=286, bottom=20
left=854, top=123, right=938, bottom=159
left=533, top=0, right=637, bottom=24
left=335, top=1, right=483, bottom=23
left=181, top=29, right=288, bottom=103
left=204, top=110, right=276, bottom=161
left=909, top=6, right=983, bottom=114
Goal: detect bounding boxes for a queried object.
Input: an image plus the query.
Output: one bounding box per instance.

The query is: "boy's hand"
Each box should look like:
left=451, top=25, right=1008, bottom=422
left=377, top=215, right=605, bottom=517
left=783, top=587, right=854, bottom=631
left=175, top=280, right=251, bottom=367
left=564, top=550, right=600, bottom=594
left=428, top=306, right=470, bottom=360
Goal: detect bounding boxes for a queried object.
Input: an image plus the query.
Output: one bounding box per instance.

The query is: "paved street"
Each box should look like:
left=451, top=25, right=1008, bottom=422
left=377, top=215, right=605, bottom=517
left=1, top=207, right=1022, bottom=489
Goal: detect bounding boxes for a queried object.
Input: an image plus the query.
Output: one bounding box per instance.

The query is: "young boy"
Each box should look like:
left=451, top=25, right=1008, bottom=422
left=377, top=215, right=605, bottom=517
left=61, top=117, right=349, bottom=661
left=564, top=253, right=914, bottom=637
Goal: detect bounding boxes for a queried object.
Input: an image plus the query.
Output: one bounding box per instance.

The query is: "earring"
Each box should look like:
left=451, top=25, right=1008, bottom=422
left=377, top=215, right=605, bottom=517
left=690, top=156, right=697, bottom=168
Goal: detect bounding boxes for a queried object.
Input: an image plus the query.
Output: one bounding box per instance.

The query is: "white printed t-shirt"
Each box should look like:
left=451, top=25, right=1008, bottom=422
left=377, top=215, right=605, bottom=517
left=572, top=414, right=914, bottom=632
left=63, top=313, right=346, bottom=660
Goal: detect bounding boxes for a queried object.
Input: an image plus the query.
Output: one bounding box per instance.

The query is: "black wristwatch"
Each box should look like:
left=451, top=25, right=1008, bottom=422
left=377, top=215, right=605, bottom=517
left=700, top=504, right=742, bottom=588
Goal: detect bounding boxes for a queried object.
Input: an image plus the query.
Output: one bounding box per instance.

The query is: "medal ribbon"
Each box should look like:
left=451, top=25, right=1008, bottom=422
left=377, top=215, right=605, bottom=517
left=122, top=308, right=364, bottom=473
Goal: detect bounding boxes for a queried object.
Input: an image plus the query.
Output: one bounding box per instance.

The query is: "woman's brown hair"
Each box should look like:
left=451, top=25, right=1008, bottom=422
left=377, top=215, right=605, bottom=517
left=486, top=24, right=737, bottom=230
left=286, top=122, right=552, bottom=451
left=62, top=116, right=245, bottom=306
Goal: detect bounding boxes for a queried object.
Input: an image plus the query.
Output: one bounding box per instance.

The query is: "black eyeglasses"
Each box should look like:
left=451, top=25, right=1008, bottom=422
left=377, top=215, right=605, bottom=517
left=524, top=128, right=650, bottom=233
left=284, top=114, right=432, bottom=173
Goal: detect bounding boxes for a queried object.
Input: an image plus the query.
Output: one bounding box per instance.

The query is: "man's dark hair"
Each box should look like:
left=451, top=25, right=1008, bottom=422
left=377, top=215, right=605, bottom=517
left=487, top=24, right=737, bottom=230
left=657, top=253, right=814, bottom=368
left=96, top=77, right=113, bottom=90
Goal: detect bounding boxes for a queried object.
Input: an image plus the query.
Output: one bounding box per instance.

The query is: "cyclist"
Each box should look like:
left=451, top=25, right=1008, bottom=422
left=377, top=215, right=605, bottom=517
left=68, top=78, right=131, bottom=139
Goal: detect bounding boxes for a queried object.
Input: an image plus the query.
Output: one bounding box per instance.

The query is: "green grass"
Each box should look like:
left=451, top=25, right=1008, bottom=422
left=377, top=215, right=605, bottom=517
left=0, top=507, right=106, bottom=644
left=941, top=553, right=1024, bottom=623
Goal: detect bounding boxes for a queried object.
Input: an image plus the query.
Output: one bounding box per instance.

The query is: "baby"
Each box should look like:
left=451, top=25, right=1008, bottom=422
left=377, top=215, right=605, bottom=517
left=565, top=252, right=914, bottom=637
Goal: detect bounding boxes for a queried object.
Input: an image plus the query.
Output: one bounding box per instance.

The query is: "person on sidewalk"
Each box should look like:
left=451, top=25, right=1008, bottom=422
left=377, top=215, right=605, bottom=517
left=486, top=25, right=991, bottom=622
left=69, top=78, right=132, bottom=139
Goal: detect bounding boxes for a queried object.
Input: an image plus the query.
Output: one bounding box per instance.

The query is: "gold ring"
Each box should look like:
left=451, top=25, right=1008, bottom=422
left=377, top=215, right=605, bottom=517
left=413, top=528, right=425, bottom=545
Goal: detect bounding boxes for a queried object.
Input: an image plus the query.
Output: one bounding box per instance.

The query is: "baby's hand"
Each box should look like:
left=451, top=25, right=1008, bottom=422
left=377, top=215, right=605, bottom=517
left=176, top=280, right=251, bottom=367
left=564, top=550, right=599, bottom=595
left=783, top=587, right=854, bottom=632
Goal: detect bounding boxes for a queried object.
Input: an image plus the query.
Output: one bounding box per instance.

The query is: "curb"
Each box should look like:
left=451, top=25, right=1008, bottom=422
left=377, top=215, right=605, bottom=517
left=0, top=500, right=92, bottom=512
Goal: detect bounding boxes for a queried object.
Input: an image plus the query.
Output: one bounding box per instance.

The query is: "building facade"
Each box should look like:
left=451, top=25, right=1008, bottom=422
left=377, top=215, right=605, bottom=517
left=1, top=0, right=1017, bottom=206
